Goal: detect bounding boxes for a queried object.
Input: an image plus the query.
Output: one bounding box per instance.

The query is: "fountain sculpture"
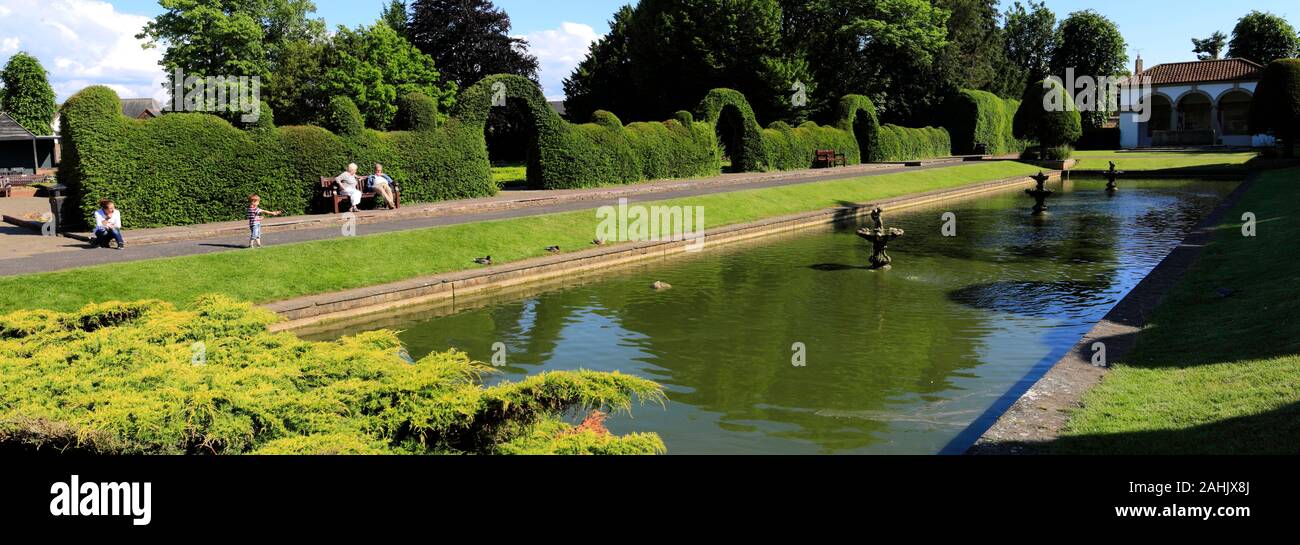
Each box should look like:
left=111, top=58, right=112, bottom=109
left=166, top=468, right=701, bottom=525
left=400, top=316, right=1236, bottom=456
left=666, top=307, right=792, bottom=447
left=856, top=208, right=905, bottom=270
left=1105, top=161, right=1123, bottom=193
left=1025, top=171, right=1054, bottom=215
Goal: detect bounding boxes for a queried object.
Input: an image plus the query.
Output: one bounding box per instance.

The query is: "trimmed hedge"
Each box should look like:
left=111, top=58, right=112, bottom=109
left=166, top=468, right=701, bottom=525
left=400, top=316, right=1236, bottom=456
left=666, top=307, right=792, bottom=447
left=943, top=89, right=1027, bottom=156
left=60, top=75, right=964, bottom=228
left=455, top=75, right=717, bottom=190
left=59, top=86, right=495, bottom=228
left=874, top=125, right=952, bottom=162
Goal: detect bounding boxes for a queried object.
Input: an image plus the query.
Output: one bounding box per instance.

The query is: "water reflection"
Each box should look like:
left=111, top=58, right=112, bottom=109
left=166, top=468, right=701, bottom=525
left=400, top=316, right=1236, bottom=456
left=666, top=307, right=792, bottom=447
left=307, top=178, right=1236, bottom=454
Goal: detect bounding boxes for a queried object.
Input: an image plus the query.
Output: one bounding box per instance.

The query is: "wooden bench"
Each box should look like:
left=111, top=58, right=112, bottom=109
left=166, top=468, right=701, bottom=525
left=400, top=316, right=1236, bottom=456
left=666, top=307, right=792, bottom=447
left=814, top=149, right=848, bottom=168
left=318, top=175, right=401, bottom=214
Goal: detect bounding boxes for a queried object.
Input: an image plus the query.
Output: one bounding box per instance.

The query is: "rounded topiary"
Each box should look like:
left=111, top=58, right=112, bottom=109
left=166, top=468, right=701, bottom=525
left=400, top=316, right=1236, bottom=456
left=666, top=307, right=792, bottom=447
left=1014, top=79, right=1083, bottom=156
left=246, top=100, right=275, bottom=131
left=395, top=92, right=439, bottom=131
left=1249, top=59, right=1300, bottom=155
left=325, top=96, right=365, bottom=137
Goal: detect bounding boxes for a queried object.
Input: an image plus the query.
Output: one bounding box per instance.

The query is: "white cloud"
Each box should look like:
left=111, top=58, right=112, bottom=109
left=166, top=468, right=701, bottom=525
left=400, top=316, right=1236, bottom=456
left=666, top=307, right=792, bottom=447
left=0, top=0, right=167, bottom=103
left=522, top=22, right=602, bottom=101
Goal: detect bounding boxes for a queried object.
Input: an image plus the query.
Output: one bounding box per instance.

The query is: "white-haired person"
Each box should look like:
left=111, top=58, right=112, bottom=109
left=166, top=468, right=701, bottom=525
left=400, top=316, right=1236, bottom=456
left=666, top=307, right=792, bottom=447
left=368, top=163, right=397, bottom=210
left=334, top=163, right=364, bottom=213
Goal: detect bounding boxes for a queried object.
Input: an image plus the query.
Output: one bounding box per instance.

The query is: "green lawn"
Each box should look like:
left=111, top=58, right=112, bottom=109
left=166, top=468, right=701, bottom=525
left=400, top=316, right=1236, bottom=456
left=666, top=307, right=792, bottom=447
left=491, top=162, right=528, bottom=187
left=1053, top=166, right=1300, bottom=454
left=3, top=161, right=1041, bottom=314
left=1072, top=150, right=1258, bottom=172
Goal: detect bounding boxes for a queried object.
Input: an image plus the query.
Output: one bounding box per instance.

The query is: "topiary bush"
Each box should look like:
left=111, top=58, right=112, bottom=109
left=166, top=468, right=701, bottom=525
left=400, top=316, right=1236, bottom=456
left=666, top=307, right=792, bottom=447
left=59, top=86, right=497, bottom=228
left=325, top=96, right=365, bottom=137
left=394, top=92, right=440, bottom=131
left=943, top=89, right=1027, bottom=156
left=0, top=297, right=666, bottom=455
left=1250, top=59, right=1300, bottom=156
left=1014, top=79, right=1083, bottom=158
left=695, top=88, right=771, bottom=172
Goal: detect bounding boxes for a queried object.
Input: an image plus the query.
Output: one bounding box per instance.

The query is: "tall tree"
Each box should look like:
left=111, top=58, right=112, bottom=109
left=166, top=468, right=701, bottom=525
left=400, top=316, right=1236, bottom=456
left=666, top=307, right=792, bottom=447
left=139, top=0, right=327, bottom=122
left=0, top=52, right=57, bottom=135
left=1050, top=10, right=1127, bottom=129
left=1002, top=1, right=1057, bottom=96
left=321, top=23, right=457, bottom=130
left=1192, top=31, right=1228, bottom=60
left=565, top=0, right=806, bottom=124
left=1227, top=11, right=1300, bottom=65
left=773, top=0, right=949, bottom=124
left=931, top=0, right=1007, bottom=98
left=381, top=0, right=410, bottom=35
left=563, top=6, right=637, bottom=122
left=407, top=0, right=539, bottom=89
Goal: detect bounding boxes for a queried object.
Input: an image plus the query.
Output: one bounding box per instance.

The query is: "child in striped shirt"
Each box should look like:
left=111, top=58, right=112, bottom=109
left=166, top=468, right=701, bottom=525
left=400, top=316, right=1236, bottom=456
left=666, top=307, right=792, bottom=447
left=247, top=195, right=283, bottom=248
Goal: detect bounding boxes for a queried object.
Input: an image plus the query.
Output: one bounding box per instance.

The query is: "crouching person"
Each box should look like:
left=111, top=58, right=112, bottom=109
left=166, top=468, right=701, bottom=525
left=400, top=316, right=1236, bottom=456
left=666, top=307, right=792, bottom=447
left=93, top=198, right=125, bottom=250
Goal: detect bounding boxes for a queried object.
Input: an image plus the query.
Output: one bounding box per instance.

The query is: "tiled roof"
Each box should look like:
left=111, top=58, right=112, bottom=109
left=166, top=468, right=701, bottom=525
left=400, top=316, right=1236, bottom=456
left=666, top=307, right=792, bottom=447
left=121, top=98, right=162, bottom=119
left=1139, top=58, right=1263, bottom=86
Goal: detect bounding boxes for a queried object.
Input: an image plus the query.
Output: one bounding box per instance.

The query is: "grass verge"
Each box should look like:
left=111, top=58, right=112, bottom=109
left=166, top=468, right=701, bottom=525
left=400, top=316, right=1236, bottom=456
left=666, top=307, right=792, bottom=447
left=2, top=161, right=1041, bottom=314
left=1072, top=150, right=1258, bottom=172
left=1053, top=166, right=1300, bottom=454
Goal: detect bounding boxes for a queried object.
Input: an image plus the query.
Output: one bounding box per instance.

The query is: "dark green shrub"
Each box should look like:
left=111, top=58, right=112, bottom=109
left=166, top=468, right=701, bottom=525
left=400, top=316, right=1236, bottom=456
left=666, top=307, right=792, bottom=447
left=1077, top=127, right=1121, bottom=150
left=943, top=89, right=1025, bottom=156
left=1249, top=59, right=1300, bottom=156
left=395, top=92, right=439, bottom=131
left=873, top=125, right=952, bottom=162
left=1014, top=79, right=1083, bottom=156
left=325, top=96, right=365, bottom=137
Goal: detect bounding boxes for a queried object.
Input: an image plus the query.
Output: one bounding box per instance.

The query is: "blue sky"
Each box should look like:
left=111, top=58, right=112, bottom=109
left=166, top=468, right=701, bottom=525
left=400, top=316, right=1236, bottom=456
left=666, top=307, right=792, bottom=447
left=1, top=0, right=1297, bottom=103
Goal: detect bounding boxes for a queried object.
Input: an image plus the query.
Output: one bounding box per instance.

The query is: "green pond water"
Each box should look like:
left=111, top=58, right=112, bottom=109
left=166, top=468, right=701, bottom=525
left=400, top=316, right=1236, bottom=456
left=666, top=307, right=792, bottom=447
left=305, top=178, right=1237, bottom=454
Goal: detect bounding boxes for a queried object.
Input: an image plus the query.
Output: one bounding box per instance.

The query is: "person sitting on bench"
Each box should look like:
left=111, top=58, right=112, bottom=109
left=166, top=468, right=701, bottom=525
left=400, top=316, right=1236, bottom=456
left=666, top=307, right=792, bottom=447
left=334, top=163, right=363, bottom=213
left=368, top=163, right=397, bottom=210
left=93, top=198, right=125, bottom=250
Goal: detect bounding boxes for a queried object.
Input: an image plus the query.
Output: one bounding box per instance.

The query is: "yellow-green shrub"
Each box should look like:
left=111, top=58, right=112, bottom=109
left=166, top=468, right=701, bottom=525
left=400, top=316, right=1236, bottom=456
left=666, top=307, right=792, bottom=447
left=0, top=297, right=666, bottom=455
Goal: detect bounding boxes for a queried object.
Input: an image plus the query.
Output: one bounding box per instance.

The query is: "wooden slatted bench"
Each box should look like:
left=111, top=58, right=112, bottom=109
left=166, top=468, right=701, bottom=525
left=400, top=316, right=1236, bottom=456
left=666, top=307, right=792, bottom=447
left=814, top=149, right=848, bottom=168
left=318, top=175, right=401, bottom=214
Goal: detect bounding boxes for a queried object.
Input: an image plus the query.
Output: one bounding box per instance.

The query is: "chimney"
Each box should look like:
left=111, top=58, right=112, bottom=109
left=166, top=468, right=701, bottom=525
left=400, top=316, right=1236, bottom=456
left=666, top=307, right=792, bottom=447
left=1135, top=55, right=1144, bottom=76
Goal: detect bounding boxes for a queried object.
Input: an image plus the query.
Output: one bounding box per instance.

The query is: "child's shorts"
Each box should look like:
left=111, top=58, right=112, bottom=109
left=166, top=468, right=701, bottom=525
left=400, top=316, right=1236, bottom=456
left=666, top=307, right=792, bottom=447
left=250, top=223, right=262, bottom=240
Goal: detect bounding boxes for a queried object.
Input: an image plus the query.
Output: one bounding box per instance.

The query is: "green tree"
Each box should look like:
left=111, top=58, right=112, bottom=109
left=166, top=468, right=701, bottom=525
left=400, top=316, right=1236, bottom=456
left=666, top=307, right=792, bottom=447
left=138, top=0, right=327, bottom=123
left=1192, top=31, right=1228, bottom=61
left=1228, top=11, right=1300, bottom=65
left=1050, top=10, right=1127, bottom=129
left=0, top=52, right=57, bottom=135
left=320, top=23, right=456, bottom=130
left=381, top=0, right=409, bottom=35
left=1249, top=59, right=1300, bottom=156
left=779, top=0, right=949, bottom=124
left=562, top=6, right=638, bottom=122
left=931, top=0, right=1007, bottom=98
left=1002, top=1, right=1057, bottom=96
left=407, top=0, right=539, bottom=89
left=565, top=0, right=808, bottom=124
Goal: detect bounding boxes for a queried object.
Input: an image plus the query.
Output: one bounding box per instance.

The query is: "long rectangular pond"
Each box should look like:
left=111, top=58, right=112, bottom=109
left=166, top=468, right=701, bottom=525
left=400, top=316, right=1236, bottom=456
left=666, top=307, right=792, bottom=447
left=302, top=178, right=1238, bottom=454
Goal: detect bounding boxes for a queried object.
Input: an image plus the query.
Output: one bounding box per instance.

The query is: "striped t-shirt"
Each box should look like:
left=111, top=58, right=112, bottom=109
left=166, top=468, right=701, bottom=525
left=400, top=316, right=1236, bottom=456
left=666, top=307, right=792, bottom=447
left=248, top=206, right=265, bottom=226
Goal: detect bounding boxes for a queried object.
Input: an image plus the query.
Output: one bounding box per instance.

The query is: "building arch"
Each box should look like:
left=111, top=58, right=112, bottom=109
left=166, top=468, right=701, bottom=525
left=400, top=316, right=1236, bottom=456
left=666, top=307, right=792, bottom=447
left=1217, top=88, right=1253, bottom=136
left=1173, top=89, right=1214, bottom=131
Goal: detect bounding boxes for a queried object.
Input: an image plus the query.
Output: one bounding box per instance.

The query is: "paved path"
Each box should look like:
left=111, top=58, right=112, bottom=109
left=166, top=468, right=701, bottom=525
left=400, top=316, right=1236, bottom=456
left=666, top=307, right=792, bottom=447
left=0, top=160, right=982, bottom=277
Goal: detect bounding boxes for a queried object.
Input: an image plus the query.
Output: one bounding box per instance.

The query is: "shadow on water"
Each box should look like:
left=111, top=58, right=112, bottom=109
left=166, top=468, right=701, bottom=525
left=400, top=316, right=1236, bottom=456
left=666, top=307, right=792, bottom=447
left=809, top=263, right=872, bottom=272
left=948, top=280, right=1112, bottom=317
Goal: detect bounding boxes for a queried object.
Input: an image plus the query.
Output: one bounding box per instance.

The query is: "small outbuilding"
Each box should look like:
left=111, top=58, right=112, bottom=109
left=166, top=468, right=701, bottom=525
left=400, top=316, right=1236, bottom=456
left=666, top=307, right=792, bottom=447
left=0, top=112, right=57, bottom=175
